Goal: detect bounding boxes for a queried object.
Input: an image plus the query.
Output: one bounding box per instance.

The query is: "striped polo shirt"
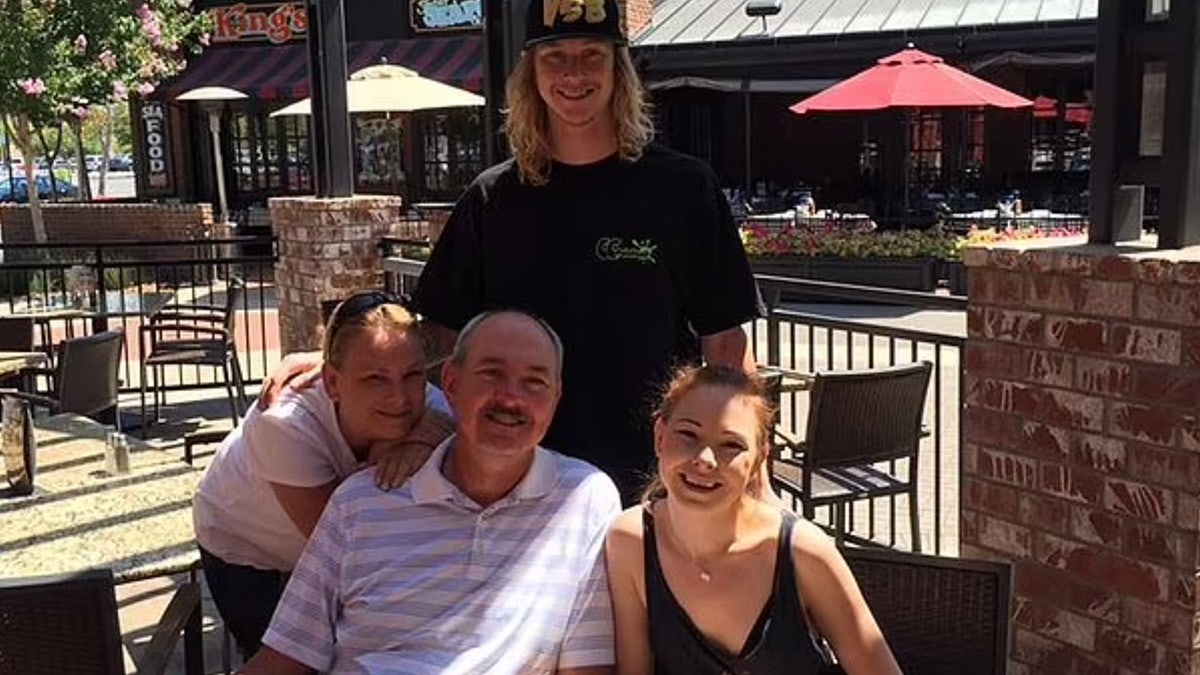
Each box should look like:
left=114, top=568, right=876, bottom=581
left=262, top=436, right=621, bottom=674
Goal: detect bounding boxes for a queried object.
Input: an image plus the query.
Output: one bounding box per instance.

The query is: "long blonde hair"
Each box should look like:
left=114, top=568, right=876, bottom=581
left=504, top=45, right=654, bottom=186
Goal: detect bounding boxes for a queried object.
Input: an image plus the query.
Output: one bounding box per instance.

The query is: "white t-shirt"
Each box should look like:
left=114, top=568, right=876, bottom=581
left=193, top=381, right=452, bottom=571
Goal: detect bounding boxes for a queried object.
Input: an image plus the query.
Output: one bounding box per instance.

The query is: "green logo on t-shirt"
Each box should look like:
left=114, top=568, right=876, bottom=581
left=595, top=237, right=658, bottom=264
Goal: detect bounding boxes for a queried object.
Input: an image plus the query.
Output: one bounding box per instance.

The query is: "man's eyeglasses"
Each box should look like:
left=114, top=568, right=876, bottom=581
left=325, top=290, right=407, bottom=344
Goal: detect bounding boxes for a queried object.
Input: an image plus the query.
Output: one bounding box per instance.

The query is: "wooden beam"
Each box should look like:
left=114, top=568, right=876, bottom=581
left=1087, top=0, right=1122, bottom=243
left=1157, top=0, right=1200, bottom=248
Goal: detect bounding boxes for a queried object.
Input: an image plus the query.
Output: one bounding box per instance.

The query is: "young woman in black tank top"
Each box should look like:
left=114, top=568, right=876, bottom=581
left=605, top=365, right=902, bottom=675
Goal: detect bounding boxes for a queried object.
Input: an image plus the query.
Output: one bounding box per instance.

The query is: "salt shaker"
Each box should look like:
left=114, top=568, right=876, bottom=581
left=105, top=431, right=131, bottom=475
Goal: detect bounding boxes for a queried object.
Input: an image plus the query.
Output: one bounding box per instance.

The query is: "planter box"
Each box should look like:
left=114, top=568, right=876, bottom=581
left=750, top=255, right=939, bottom=301
left=808, top=257, right=937, bottom=292
left=942, top=260, right=968, bottom=296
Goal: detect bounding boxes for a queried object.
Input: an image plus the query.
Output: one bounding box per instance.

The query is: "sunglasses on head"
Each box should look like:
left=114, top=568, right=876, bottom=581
left=326, top=290, right=407, bottom=343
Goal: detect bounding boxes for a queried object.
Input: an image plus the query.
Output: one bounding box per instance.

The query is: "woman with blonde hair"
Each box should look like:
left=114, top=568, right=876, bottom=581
left=193, top=290, right=453, bottom=660
left=606, top=365, right=902, bottom=674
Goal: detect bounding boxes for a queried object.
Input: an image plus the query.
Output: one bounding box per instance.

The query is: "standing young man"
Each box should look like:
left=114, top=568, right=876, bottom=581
left=411, top=0, right=764, bottom=503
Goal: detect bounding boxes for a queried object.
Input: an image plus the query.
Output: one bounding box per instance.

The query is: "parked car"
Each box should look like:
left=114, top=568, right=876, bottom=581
left=0, top=175, right=79, bottom=203
left=107, top=155, right=133, bottom=172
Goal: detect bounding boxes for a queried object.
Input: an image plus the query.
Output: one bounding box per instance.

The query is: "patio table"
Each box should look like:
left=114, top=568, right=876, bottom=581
left=0, top=413, right=200, bottom=581
left=940, top=209, right=1087, bottom=233
left=0, top=413, right=203, bottom=672
left=0, top=350, right=47, bottom=378
left=7, top=290, right=176, bottom=344
left=745, top=211, right=876, bottom=231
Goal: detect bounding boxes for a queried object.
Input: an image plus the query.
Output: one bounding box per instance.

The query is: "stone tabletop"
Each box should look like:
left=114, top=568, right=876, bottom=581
left=0, top=414, right=201, bottom=583
left=0, top=351, right=47, bottom=377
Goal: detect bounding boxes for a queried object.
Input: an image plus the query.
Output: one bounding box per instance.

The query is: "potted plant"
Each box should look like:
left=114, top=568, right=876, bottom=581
left=741, top=225, right=956, bottom=293
left=943, top=224, right=1087, bottom=295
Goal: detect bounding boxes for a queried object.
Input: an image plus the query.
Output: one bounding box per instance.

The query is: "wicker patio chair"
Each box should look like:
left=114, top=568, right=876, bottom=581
left=0, top=316, right=36, bottom=390
left=771, top=361, right=932, bottom=551
left=0, top=568, right=202, bottom=675
left=840, top=546, right=1013, bottom=675
left=0, top=316, right=35, bottom=352
left=140, top=277, right=247, bottom=429
left=0, top=330, right=125, bottom=428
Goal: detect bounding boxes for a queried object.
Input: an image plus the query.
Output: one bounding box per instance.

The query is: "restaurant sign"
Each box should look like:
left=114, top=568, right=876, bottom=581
left=140, top=102, right=172, bottom=191
left=411, top=0, right=482, bottom=32
left=210, top=3, right=307, bottom=44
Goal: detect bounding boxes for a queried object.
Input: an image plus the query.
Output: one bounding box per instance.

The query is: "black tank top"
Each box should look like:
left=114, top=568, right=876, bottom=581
left=643, top=509, right=831, bottom=675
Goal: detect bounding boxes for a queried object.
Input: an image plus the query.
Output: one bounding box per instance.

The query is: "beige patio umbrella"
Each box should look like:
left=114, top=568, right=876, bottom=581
left=176, top=86, right=248, bottom=225
left=270, top=63, right=484, bottom=117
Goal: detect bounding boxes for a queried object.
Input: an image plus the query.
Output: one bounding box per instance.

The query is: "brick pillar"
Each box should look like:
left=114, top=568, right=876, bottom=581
left=269, top=195, right=404, bottom=354
left=962, top=240, right=1200, bottom=675
left=616, top=0, right=652, bottom=39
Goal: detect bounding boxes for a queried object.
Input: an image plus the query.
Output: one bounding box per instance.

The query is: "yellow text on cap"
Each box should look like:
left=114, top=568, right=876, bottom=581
left=543, top=0, right=607, bottom=28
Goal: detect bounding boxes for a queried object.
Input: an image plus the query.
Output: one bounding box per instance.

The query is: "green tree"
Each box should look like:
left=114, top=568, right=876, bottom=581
left=0, top=0, right=209, bottom=241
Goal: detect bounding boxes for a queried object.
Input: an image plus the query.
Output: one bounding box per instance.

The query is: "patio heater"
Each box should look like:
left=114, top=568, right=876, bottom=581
left=176, top=86, right=248, bottom=226
left=741, top=0, right=782, bottom=195
left=744, top=0, right=781, bottom=34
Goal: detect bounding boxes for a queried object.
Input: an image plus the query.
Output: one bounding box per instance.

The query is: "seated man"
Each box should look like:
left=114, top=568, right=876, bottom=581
left=238, top=310, right=621, bottom=675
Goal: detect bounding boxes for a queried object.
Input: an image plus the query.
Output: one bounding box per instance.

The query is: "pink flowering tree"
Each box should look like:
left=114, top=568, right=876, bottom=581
left=0, top=0, right=209, bottom=242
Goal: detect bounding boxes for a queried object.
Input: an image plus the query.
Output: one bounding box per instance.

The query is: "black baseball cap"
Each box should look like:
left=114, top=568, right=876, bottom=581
left=523, top=0, right=627, bottom=48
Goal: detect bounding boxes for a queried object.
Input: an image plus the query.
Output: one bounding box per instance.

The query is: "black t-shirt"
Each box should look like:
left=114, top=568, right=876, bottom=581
left=412, top=145, right=764, bottom=498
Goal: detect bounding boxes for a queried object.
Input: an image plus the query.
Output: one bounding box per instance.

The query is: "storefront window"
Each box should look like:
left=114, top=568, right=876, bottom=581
left=420, top=110, right=482, bottom=197
left=907, top=110, right=942, bottom=189
left=1146, top=0, right=1170, bottom=21
left=229, top=111, right=310, bottom=195
left=1030, top=92, right=1093, bottom=172
left=231, top=113, right=266, bottom=192
left=280, top=115, right=311, bottom=192
left=965, top=109, right=985, bottom=179
left=355, top=115, right=405, bottom=194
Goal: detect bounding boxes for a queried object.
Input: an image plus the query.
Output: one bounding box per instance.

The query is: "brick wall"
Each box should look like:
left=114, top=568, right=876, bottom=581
left=0, top=202, right=213, bottom=244
left=616, top=0, right=652, bottom=39
left=962, top=240, right=1200, bottom=675
left=270, top=195, right=408, bottom=354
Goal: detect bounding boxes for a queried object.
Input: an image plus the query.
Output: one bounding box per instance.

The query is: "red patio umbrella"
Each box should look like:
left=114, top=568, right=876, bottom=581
left=789, top=47, right=1033, bottom=113
left=789, top=46, right=1032, bottom=218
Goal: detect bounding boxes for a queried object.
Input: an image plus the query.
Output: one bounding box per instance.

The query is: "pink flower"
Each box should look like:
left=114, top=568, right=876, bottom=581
left=199, top=32, right=211, bottom=46
left=73, top=107, right=91, bottom=120
left=111, top=81, right=128, bottom=101
left=74, top=34, right=88, bottom=53
left=18, top=78, right=46, bottom=96
left=137, top=82, right=156, bottom=96
left=98, top=50, right=117, bottom=71
left=137, top=5, right=163, bottom=47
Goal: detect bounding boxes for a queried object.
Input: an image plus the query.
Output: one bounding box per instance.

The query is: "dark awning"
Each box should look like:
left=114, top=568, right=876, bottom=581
left=165, top=36, right=483, bottom=100
left=646, top=76, right=840, bottom=93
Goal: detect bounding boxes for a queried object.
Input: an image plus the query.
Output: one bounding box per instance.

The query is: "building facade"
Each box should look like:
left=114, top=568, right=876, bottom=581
left=632, top=0, right=1099, bottom=225
left=135, top=0, right=486, bottom=222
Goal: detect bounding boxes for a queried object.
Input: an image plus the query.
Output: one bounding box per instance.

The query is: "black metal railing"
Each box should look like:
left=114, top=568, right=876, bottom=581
left=381, top=253, right=968, bottom=556
left=754, top=275, right=966, bottom=556
left=0, top=237, right=279, bottom=394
